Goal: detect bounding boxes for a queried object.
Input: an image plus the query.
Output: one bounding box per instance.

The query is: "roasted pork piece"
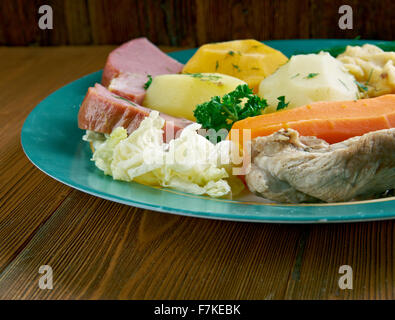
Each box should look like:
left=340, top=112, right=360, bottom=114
left=246, top=128, right=395, bottom=203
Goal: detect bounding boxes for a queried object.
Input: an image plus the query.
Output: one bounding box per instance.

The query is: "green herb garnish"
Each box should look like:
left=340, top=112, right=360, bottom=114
left=194, top=84, right=268, bottom=132
left=276, top=96, right=289, bottom=111
left=143, top=75, right=152, bottom=90
left=232, top=64, right=241, bottom=72
left=112, top=95, right=137, bottom=106
left=366, top=68, right=373, bottom=85
left=186, top=73, right=222, bottom=81
left=291, top=73, right=300, bottom=79
left=215, top=61, right=219, bottom=70
left=228, top=50, right=235, bottom=56
left=305, top=73, right=319, bottom=79
left=338, top=78, right=349, bottom=90
left=355, top=80, right=368, bottom=92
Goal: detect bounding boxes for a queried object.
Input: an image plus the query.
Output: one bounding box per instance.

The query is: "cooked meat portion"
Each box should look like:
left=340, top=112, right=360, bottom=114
left=78, top=83, right=192, bottom=141
left=102, top=37, right=183, bottom=87
left=108, top=72, right=147, bottom=105
left=246, top=128, right=395, bottom=203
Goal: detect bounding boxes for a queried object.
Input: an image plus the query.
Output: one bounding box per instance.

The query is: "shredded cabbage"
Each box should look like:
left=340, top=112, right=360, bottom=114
left=83, top=111, right=243, bottom=198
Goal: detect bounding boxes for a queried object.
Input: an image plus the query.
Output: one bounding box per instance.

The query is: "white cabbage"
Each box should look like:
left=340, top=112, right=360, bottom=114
left=84, top=111, right=243, bottom=198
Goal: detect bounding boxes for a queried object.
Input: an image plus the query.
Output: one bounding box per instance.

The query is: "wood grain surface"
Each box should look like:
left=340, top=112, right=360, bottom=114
left=0, top=46, right=394, bottom=300
left=1, top=0, right=394, bottom=46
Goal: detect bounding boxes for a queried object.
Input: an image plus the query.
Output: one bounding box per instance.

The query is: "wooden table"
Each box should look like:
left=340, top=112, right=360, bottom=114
left=0, top=46, right=393, bottom=300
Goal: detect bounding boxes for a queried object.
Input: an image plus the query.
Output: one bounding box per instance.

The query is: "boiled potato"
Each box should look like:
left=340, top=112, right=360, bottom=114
left=143, top=73, right=246, bottom=121
left=182, top=39, right=288, bottom=92
left=258, top=52, right=359, bottom=113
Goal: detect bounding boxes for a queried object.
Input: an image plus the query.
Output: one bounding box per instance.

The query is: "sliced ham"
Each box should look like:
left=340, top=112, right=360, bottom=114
left=108, top=72, right=147, bottom=105
left=102, top=37, right=184, bottom=87
left=78, top=83, right=192, bottom=142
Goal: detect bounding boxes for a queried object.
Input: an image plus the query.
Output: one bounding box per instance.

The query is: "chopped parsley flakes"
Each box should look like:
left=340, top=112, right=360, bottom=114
left=186, top=73, right=222, bottom=82
left=112, top=95, right=137, bottom=106
left=232, top=64, right=241, bottom=72
left=143, top=74, right=152, bottom=90
left=305, top=73, right=319, bottom=79
left=276, top=96, right=289, bottom=111
left=291, top=73, right=300, bottom=79
left=355, top=80, right=368, bottom=92
left=338, top=78, right=349, bottom=91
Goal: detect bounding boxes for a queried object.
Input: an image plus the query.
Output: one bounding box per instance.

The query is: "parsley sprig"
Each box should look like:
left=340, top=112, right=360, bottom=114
left=193, top=85, right=268, bottom=131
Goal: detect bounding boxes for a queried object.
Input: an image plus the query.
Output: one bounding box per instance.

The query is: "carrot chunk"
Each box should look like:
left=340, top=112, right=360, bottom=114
left=229, top=94, right=395, bottom=145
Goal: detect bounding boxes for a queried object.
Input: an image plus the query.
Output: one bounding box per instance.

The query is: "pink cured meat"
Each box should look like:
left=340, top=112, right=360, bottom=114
left=102, top=37, right=184, bottom=87
left=108, top=72, right=147, bottom=105
left=78, top=83, right=192, bottom=142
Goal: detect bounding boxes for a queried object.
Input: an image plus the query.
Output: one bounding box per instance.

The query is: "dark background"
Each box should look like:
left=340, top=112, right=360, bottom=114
left=1, top=0, right=394, bottom=47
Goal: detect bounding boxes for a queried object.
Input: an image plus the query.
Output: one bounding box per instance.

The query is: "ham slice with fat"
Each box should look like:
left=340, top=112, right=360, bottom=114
left=78, top=83, right=192, bottom=142
left=102, top=37, right=184, bottom=87
left=108, top=72, right=147, bottom=105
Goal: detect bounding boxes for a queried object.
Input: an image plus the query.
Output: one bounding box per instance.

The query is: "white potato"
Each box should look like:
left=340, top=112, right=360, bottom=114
left=143, top=73, right=246, bottom=121
left=258, top=52, right=359, bottom=113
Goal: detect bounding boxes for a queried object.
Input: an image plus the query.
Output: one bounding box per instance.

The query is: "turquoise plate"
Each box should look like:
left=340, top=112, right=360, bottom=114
left=21, top=39, right=395, bottom=223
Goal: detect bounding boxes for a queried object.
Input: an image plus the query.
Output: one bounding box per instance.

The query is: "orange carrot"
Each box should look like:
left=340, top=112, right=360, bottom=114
left=229, top=94, right=395, bottom=145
